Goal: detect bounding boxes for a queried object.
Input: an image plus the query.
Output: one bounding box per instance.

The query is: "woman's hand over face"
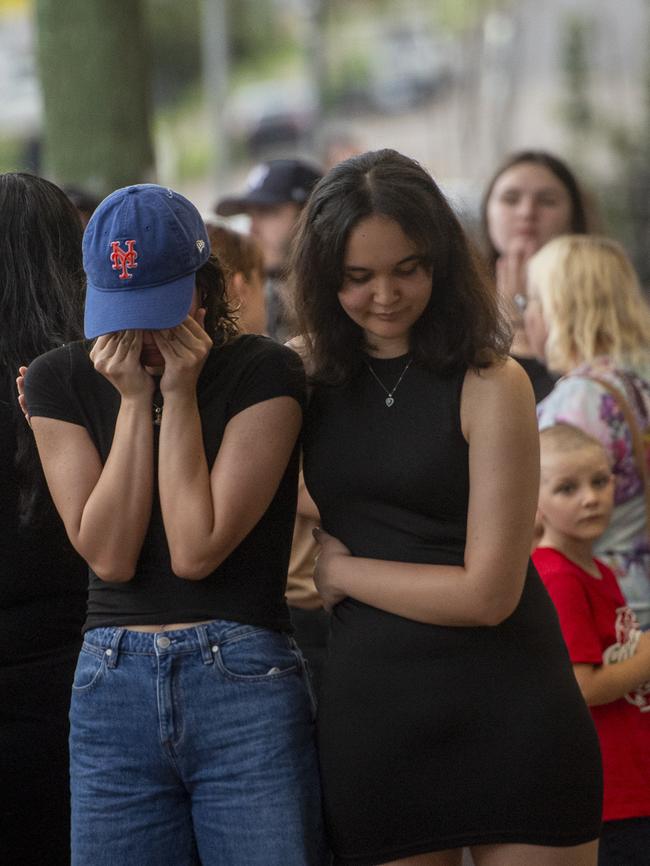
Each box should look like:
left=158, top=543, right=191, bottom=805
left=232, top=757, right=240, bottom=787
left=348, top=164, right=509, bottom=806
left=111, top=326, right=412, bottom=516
left=90, top=331, right=155, bottom=399
left=153, top=313, right=213, bottom=397
left=312, top=528, right=351, bottom=611
left=496, top=238, right=537, bottom=324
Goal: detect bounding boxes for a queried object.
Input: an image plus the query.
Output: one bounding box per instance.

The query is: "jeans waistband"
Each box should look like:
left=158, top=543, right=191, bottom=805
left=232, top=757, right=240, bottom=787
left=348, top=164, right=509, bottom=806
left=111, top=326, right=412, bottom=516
left=83, top=620, right=290, bottom=668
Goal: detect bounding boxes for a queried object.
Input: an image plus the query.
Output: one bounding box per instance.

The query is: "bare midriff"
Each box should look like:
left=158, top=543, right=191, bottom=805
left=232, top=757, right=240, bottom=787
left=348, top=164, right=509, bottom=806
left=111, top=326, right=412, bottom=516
left=124, top=620, right=215, bottom=633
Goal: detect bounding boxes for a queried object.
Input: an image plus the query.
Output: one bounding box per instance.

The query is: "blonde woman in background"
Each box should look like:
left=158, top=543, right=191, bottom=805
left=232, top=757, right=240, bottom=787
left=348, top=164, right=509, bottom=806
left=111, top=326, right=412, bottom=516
left=525, top=235, right=650, bottom=626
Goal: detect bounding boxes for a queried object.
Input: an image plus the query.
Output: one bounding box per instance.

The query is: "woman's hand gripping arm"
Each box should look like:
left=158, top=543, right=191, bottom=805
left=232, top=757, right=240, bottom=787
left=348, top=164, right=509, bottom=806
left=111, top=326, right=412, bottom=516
left=312, top=358, right=540, bottom=626
left=155, top=319, right=302, bottom=579
left=30, top=331, right=155, bottom=582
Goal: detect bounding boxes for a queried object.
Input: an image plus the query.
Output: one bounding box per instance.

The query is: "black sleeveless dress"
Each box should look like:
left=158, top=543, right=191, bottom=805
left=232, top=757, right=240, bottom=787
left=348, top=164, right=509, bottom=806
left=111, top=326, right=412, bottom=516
left=303, top=356, right=602, bottom=866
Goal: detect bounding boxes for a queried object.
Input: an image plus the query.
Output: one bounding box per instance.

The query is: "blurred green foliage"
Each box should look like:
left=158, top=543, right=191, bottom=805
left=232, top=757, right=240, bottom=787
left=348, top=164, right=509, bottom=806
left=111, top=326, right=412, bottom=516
left=560, top=14, right=594, bottom=143
left=144, top=0, right=299, bottom=102
left=0, top=137, right=23, bottom=172
left=558, top=6, right=650, bottom=286
left=144, top=0, right=202, bottom=103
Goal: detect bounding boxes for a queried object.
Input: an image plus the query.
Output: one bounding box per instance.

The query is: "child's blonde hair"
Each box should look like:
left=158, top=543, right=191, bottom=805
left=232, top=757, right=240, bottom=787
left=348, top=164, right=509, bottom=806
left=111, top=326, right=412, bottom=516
left=527, top=235, right=650, bottom=374
left=539, top=423, right=607, bottom=458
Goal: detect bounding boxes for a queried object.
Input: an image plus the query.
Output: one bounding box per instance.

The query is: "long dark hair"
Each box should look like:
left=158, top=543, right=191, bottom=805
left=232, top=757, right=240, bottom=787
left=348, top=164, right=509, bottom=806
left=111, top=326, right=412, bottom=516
left=289, top=149, right=510, bottom=384
left=0, top=172, right=85, bottom=524
left=480, top=150, right=589, bottom=272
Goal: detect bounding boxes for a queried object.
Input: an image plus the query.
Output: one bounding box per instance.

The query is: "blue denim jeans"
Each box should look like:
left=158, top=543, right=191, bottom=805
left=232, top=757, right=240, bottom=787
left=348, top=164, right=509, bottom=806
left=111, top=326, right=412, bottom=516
left=69, top=621, right=327, bottom=866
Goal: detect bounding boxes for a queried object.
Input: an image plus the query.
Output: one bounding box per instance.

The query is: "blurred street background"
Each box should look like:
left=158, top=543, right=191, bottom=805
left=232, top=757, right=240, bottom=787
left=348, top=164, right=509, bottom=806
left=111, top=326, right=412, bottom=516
left=1, top=0, right=648, bottom=283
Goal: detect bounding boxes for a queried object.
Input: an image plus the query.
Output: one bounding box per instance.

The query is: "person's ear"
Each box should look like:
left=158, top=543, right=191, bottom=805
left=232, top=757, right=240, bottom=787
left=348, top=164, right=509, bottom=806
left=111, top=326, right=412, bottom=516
left=532, top=506, right=545, bottom=550
left=230, top=271, right=248, bottom=308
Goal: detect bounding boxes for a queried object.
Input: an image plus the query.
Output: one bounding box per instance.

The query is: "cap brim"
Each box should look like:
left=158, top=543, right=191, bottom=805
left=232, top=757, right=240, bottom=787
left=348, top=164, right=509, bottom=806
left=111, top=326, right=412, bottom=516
left=84, top=271, right=196, bottom=339
left=214, top=190, right=287, bottom=217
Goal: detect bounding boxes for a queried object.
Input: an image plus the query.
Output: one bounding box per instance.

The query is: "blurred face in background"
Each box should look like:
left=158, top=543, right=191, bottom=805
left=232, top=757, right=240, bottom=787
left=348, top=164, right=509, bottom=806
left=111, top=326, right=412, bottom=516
left=247, top=202, right=301, bottom=274
left=487, top=162, right=573, bottom=257
left=228, top=267, right=267, bottom=335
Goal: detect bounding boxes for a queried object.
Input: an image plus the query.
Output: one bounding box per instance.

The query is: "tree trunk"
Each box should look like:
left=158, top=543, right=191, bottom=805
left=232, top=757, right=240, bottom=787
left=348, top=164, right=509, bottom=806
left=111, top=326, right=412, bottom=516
left=35, top=0, right=155, bottom=198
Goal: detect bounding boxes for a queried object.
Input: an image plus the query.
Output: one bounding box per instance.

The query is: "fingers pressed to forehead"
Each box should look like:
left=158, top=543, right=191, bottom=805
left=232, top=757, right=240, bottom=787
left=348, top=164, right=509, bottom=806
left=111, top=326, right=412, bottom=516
left=181, top=315, right=206, bottom=336
left=169, top=323, right=205, bottom=349
left=93, top=333, right=117, bottom=349
left=151, top=330, right=181, bottom=356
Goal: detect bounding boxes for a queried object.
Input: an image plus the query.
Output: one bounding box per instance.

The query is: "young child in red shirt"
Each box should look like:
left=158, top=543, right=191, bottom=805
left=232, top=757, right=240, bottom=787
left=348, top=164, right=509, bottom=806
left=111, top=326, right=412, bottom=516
left=532, top=423, right=650, bottom=865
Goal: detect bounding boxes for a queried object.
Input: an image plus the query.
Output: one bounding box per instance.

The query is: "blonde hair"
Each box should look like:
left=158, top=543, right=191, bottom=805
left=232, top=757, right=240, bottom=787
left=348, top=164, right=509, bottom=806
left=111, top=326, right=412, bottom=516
left=539, top=423, right=605, bottom=456
left=527, top=235, right=650, bottom=373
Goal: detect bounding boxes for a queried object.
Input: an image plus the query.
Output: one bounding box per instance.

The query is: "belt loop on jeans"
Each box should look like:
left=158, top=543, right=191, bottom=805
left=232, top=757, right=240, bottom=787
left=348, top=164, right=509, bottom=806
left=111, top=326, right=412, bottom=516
left=195, top=624, right=214, bottom=665
left=289, top=636, right=306, bottom=673
left=105, top=628, right=125, bottom=668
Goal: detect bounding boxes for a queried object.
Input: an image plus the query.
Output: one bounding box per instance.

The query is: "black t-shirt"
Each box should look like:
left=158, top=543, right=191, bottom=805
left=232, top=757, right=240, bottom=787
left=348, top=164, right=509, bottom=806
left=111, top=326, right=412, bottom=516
left=24, top=334, right=305, bottom=633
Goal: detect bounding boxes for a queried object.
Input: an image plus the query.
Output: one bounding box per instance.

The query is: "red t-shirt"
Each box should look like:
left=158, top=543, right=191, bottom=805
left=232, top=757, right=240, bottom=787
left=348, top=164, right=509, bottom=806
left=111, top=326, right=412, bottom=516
left=533, top=546, right=650, bottom=822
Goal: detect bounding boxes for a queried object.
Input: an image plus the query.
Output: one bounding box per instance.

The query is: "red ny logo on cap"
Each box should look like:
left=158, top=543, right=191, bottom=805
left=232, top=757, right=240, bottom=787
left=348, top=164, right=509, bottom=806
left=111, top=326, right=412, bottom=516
left=110, top=240, right=138, bottom=280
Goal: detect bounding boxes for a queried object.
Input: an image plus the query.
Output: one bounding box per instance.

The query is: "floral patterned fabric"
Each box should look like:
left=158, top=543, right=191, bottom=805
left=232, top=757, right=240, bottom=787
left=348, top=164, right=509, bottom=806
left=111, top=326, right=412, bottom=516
left=537, top=356, right=650, bottom=627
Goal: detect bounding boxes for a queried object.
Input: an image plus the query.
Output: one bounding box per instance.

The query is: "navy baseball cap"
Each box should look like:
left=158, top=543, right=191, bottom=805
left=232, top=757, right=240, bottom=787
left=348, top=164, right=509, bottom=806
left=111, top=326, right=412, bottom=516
left=214, top=159, right=322, bottom=217
left=83, top=184, right=210, bottom=338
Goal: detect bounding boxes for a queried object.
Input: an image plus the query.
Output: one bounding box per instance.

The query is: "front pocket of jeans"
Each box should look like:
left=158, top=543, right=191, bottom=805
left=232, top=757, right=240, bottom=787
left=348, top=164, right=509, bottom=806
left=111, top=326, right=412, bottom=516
left=72, top=647, right=106, bottom=691
left=215, top=629, right=299, bottom=682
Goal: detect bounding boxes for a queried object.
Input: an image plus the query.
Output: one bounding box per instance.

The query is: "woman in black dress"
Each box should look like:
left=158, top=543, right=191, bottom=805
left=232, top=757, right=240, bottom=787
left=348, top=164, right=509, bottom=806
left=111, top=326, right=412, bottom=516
left=291, top=150, right=602, bottom=866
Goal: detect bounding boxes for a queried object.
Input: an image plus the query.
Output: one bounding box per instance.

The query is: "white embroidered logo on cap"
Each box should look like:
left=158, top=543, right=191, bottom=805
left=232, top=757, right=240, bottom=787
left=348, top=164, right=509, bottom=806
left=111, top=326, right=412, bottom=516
left=196, top=240, right=206, bottom=252
left=246, top=164, right=270, bottom=191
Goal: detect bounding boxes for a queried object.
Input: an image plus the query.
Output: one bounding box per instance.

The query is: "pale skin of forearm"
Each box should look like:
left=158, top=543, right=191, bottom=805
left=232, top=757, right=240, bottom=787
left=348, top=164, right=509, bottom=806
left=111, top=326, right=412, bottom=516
left=154, top=319, right=302, bottom=579
left=314, top=359, right=540, bottom=627
left=31, top=332, right=154, bottom=582
left=573, top=632, right=650, bottom=706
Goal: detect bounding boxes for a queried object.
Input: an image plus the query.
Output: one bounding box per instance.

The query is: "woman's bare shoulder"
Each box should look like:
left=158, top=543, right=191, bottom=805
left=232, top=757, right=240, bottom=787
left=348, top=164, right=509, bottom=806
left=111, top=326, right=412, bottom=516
left=464, top=356, right=534, bottom=399
left=461, top=357, right=536, bottom=439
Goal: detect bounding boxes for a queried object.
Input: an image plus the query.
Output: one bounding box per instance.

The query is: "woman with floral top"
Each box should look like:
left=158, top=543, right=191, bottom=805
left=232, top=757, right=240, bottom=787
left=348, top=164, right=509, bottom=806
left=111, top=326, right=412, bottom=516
left=525, top=235, right=650, bottom=626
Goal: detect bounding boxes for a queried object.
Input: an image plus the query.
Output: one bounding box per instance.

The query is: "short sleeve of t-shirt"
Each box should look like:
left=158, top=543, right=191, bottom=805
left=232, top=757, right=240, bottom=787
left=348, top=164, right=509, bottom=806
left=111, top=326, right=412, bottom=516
left=24, top=344, right=84, bottom=426
left=532, top=548, right=603, bottom=665
left=225, top=338, right=306, bottom=422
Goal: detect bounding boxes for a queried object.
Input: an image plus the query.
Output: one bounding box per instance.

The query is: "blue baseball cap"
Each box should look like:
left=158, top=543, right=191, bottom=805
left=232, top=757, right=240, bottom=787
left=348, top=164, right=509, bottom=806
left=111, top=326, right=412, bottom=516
left=83, top=184, right=210, bottom=338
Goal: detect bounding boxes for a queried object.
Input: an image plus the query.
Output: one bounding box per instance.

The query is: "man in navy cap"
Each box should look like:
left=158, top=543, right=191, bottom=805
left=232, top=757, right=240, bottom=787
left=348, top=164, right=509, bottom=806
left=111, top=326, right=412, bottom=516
left=215, top=158, right=322, bottom=341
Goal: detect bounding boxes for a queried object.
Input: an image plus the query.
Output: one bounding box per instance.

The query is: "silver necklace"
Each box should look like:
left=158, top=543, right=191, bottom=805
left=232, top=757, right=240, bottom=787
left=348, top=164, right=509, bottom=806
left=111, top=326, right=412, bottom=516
left=152, top=388, right=163, bottom=426
left=365, top=358, right=413, bottom=407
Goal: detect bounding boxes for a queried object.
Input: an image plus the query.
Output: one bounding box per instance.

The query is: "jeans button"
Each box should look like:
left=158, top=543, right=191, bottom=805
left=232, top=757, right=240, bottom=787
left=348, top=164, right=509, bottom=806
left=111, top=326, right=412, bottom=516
left=157, top=636, right=171, bottom=649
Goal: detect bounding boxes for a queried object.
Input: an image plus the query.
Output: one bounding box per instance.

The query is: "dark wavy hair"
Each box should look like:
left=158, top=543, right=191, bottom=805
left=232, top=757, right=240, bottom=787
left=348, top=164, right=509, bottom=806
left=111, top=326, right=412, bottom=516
left=195, top=254, right=240, bottom=344
left=289, top=149, right=510, bottom=383
left=480, top=150, right=589, bottom=273
left=0, top=172, right=85, bottom=524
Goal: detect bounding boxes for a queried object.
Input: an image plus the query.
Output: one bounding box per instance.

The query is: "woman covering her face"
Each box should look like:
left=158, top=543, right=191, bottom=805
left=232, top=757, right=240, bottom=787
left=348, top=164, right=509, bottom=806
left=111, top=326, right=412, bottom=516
left=292, top=149, right=602, bottom=866
left=23, top=184, right=326, bottom=866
